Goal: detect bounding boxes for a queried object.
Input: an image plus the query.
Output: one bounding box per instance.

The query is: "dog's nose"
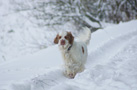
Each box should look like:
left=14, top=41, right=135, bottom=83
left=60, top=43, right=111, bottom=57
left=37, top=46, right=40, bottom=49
left=61, top=40, right=65, bottom=45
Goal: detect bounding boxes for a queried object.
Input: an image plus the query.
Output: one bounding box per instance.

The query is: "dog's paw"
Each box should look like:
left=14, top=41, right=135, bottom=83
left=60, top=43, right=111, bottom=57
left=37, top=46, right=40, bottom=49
left=63, top=71, right=76, bottom=79
left=68, top=73, right=75, bottom=79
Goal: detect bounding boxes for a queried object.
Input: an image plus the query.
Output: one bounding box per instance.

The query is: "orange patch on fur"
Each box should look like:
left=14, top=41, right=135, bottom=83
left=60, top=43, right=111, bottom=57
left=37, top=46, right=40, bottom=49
left=82, top=47, right=84, bottom=54
left=66, top=32, right=74, bottom=45
left=54, top=34, right=59, bottom=44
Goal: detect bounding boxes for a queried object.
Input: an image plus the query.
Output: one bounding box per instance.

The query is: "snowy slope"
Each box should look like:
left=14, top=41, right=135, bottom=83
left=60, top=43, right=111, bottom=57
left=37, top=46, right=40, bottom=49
left=0, top=20, right=137, bottom=90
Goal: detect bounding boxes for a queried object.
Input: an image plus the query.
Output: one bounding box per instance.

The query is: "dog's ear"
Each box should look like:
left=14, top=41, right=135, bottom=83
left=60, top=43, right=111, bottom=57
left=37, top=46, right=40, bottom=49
left=67, top=32, right=74, bottom=44
left=54, top=34, right=59, bottom=44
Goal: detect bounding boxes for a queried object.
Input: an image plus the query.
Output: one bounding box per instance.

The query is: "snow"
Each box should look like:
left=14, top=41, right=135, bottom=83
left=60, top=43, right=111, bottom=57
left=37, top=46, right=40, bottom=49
left=0, top=20, right=137, bottom=90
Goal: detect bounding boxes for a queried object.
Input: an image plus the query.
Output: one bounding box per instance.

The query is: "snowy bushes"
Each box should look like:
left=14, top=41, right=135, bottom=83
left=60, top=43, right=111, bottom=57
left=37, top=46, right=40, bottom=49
left=12, top=0, right=137, bottom=28
left=98, top=0, right=137, bottom=23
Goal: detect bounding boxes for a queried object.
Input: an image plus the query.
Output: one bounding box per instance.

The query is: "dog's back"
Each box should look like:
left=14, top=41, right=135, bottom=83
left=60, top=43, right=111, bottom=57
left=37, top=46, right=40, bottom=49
left=67, top=27, right=91, bottom=66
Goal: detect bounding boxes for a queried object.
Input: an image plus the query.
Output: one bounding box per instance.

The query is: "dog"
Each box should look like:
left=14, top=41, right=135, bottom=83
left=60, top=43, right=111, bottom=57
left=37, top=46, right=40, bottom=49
left=54, top=27, right=91, bottom=78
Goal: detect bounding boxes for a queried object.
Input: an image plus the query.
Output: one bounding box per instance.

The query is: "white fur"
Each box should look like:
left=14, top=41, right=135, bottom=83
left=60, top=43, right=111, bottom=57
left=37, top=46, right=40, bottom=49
left=57, top=28, right=91, bottom=78
left=76, top=27, right=91, bottom=45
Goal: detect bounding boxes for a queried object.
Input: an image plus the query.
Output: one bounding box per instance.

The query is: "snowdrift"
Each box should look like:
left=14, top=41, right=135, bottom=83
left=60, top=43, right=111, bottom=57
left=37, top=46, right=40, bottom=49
left=0, top=20, right=137, bottom=90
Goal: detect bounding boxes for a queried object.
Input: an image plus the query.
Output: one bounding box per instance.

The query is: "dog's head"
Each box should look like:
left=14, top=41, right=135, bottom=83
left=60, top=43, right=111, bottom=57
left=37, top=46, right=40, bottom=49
left=54, top=31, right=74, bottom=48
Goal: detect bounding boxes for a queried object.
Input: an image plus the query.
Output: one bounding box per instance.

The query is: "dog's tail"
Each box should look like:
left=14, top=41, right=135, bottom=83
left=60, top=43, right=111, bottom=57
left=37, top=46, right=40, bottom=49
left=77, top=27, right=91, bottom=45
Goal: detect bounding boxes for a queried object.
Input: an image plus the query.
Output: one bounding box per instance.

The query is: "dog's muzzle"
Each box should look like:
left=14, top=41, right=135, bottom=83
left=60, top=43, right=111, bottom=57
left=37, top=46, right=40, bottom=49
left=60, top=40, right=65, bottom=45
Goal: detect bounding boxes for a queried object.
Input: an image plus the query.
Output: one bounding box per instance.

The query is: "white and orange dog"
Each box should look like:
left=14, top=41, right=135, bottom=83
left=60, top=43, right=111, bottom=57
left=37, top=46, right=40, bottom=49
left=54, top=27, right=91, bottom=78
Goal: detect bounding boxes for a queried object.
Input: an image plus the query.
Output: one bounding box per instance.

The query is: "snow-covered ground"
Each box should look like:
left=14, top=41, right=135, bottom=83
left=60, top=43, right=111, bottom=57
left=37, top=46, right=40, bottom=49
left=0, top=20, right=137, bottom=90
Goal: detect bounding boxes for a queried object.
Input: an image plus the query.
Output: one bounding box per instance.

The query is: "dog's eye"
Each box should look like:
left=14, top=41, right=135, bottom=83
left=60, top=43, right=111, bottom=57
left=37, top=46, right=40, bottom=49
left=65, top=36, right=68, bottom=39
left=59, top=36, right=61, bottom=39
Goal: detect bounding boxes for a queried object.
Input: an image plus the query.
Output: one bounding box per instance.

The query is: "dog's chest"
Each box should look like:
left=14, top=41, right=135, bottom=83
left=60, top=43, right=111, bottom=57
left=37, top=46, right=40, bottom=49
left=62, top=51, right=74, bottom=64
left=61, top=49, right=81, bottom=65
left=60, top=42, right=87, bottom=65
